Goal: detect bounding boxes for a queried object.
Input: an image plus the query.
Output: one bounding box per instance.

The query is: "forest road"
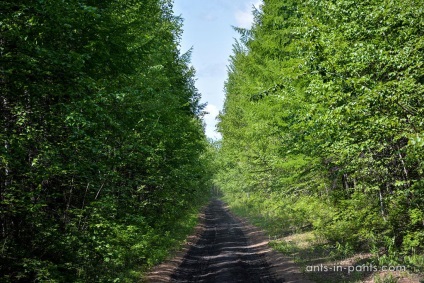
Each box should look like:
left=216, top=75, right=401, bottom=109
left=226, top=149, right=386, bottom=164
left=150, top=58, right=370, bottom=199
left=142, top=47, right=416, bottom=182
left=166, top=199, right=311, bottom=283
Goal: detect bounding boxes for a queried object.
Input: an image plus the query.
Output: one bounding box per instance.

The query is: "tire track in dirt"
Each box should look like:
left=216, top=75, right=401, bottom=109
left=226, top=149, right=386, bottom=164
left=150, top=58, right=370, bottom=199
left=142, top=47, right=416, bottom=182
left=146, top=199, right=313, bottom=283
left=170, top=199, right=277, bottom=282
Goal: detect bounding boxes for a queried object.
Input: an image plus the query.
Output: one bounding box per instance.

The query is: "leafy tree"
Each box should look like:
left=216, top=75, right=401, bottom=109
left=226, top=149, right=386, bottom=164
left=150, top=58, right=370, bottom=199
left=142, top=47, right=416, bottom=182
left=1, top=0, right=211, bottom=281
left=217, top=0, right=424, bottom=263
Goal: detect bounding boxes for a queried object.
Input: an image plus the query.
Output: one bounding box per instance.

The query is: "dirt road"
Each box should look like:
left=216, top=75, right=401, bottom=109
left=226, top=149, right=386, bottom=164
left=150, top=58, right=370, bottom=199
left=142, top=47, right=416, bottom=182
left=147, top=199, right=312, bottom=283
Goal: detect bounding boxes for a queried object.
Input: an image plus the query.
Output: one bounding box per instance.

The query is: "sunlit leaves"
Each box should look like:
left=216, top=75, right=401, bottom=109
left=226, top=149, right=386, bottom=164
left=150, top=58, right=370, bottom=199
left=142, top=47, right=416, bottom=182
left=1, top=0, right=210, bottom=281
left=217, top=0, right=424, bottom=258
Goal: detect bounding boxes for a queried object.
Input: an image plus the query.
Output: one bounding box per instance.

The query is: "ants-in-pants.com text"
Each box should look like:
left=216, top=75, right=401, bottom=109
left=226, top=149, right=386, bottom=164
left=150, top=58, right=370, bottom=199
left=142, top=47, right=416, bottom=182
left=306, top=264, right=406, bottom=274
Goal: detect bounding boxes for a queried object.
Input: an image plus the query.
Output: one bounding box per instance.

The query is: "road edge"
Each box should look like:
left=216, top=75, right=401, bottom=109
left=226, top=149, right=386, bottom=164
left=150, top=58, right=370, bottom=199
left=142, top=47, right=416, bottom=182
left=143, top=198, right=314, bottom=283
left=142, top=202, right=210, bottom=283
left=218, top=199, right=314, bottom=283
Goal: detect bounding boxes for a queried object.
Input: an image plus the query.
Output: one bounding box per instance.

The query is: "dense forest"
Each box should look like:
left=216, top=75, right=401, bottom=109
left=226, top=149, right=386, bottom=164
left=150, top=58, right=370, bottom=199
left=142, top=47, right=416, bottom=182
left=2, top=0, right=424, bottom=281
left=217, top=0, right=423, bottom=271
left=1, top=0, right=212, bottom=282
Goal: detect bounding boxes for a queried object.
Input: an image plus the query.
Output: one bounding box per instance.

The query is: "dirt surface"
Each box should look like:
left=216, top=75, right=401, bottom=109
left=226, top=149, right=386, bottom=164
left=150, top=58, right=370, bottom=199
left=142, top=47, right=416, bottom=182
left=146, top=199, right=313, bottom=283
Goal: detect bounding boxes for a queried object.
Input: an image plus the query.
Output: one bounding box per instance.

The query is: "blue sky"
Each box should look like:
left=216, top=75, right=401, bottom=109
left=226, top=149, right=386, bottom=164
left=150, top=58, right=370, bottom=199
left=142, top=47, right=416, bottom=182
left=173, top=0, right=262, bottom=140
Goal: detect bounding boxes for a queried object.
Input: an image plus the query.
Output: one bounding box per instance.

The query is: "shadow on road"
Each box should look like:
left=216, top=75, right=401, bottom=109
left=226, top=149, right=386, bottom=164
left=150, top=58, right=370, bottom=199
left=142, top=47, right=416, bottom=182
left=146, top=199, right=313, bottom=283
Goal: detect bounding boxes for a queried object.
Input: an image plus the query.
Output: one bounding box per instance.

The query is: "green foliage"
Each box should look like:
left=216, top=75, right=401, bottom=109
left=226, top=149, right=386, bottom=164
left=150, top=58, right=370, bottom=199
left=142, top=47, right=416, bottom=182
left=374, top=273, right=399, bottom=283
left=217, top=0, right=424, bottom=269
left=1, top=0, right=211, bottom=281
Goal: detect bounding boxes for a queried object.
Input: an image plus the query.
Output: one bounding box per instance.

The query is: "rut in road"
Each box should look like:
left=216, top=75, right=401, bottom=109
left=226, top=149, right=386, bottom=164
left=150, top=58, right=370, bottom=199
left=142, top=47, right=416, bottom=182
left=170, top=199, right=283, bottom=283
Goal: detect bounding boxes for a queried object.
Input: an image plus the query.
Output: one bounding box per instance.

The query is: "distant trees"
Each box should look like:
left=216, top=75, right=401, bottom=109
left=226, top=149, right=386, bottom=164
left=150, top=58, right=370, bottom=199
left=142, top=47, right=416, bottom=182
left=1, top=0, right=211, bottom=281
left=217, top=0, right=423, bottom=262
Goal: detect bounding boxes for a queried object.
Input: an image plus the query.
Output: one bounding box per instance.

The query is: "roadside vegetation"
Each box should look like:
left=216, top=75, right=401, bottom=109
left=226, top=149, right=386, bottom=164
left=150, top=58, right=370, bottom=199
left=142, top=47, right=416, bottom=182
left=1, top=0, right=213, bottom=282
left=216, top=0, right=424, bottom=282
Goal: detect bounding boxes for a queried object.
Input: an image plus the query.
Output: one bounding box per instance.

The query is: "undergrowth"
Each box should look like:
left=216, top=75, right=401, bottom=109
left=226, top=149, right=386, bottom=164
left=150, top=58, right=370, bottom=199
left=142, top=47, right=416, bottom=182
left=222, top=191, right=424, bottom=283
left=138, top=196, right=211, bottom=282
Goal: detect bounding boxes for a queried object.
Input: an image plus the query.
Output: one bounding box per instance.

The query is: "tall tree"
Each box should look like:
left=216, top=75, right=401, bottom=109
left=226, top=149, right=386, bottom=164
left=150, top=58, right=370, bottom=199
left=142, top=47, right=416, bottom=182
left=1, top=0, right=210, bottom=281
left=217, top=0, right=424, bottom=259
